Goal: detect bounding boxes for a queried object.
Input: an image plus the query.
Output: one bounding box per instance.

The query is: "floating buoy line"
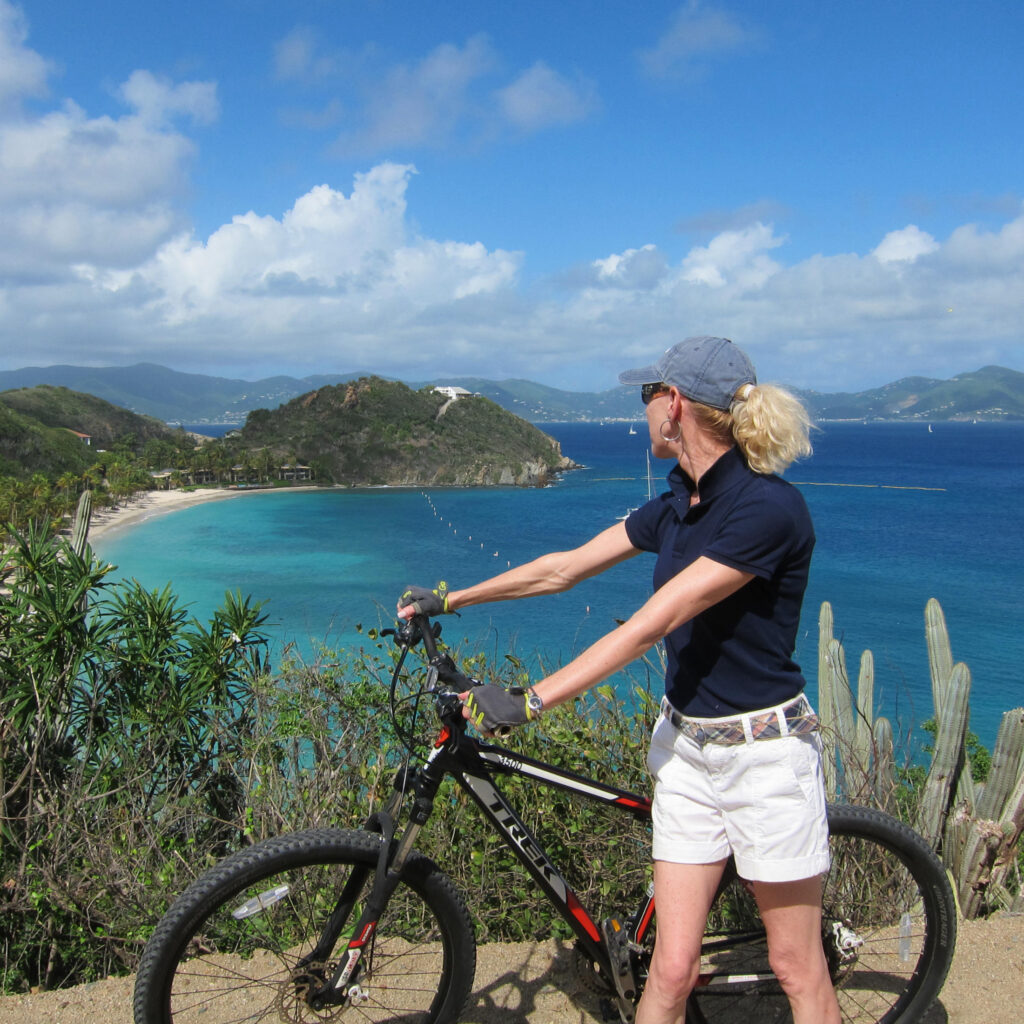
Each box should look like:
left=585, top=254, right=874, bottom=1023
left=420, top=492, right=513, bottom=567
left=417, top=473, right=942, bottom=573
left=791, top=481, right=947, bottom=492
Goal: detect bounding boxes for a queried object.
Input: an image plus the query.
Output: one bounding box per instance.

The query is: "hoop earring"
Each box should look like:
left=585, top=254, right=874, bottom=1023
left=659, top=418, right=681, bottom=442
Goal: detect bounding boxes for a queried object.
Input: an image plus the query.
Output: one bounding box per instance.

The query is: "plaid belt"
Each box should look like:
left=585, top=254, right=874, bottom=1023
left=661, top=694, right=820, bottom=747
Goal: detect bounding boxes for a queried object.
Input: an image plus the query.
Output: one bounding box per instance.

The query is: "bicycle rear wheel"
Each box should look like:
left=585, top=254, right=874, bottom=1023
left=690, top=803, right=956, bottom=1024
left=133, top=827, right=476, bottom=1024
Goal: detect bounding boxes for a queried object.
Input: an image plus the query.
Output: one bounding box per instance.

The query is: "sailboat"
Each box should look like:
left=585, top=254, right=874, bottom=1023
left=628, top=424, right=637, bottom=435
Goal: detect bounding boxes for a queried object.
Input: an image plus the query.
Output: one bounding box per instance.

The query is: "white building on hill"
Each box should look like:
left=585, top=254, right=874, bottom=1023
left=433, top=386, right=472, bottom=401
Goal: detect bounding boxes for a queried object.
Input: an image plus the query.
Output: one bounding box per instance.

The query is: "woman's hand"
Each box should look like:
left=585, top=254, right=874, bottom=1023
left=459, top=684, right=540, bottom=734
left=397, top=582, right=451, bottom=619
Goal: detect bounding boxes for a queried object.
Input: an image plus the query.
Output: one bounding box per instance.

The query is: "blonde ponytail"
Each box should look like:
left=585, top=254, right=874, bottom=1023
left=690, top=383, right=812, bottom=475
left=729, top=383, right=813, bottom=474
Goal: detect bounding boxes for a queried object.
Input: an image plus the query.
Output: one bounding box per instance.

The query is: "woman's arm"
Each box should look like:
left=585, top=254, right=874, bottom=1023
left=400, top=521, right=641, bottom=618
left=531, top=555, right=754, bottom=708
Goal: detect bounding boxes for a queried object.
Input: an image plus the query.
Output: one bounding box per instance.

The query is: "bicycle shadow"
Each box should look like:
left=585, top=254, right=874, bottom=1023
left=459, top=937, right=954, bottom=1023
left=920, top=1000, right=950, bottom=1022
left=459, top=938, right=608, bottom=1024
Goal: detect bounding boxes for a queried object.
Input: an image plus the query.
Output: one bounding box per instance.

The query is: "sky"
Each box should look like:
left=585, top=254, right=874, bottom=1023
left=1, top=0, right=1022, bottom=393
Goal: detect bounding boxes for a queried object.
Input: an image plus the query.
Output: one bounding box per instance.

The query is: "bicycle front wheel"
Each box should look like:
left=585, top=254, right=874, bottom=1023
left=692, top=803, right=956, bottom=1024
left=133, top=828, right=476, bottom=1024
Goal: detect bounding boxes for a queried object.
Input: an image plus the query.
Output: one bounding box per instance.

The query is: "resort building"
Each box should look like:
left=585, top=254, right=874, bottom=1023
left=433, top=386, right=472, bottom=401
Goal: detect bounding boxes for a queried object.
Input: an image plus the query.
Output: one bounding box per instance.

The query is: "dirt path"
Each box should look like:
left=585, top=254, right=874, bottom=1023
left=1, top=915, right=1021, bottom=1024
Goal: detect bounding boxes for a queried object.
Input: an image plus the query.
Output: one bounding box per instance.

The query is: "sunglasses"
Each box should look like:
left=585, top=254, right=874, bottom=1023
left=641, top=383, right=669, bottom=405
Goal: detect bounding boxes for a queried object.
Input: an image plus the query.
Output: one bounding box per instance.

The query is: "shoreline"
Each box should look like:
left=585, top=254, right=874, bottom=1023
left=87, top=486, right=324, bottom=545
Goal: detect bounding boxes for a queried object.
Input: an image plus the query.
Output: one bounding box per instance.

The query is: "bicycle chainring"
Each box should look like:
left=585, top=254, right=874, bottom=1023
left=574, top=943, right=613, bottom=995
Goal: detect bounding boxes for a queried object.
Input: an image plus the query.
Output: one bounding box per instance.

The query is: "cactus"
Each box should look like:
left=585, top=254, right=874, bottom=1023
left=872, top=715, right=895, bottom=811
left=852, top=649, right=874, bottom=776
left=817, top=598, right=1024, bottom=915
left=827, top=639, right=855, bottom=750
left=955, top=709, right=1024, bottom=915
left=994, top=766, right=1024, bottom=883
left=817, top=600, right=834, bottom=692
left=925, top=597, right=954, bottom=711
left=957, top=819, right=1006, bottom=918
left=71, top=489, right=93, bottom=556
left=820, top=637, right=853, bottom=797
left=917, top=661, right=971, bottom=848
left=925, top=599, right=976, bottom=819
left=976, top=708, right=1024, bottom=821
left=816, top=605, right=892, bottom=803
left=817, top=602, right=838, bottom=797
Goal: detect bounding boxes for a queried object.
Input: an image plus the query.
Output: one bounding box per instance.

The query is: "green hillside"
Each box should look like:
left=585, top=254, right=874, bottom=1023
left=239, top=377, right=575, bottom=486
left=0, top=363, right=356, bottom=423
left=0, top=385, right=190, bottom=481
left=0, top=402, right=95, bottom=479
left=800, top=366, right=1024, bottom=421
left=0, top=385, right=184, bottom=448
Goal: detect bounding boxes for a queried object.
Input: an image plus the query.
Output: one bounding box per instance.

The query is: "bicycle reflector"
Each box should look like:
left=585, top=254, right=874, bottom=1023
left=231, top=884, right=291, bottom=919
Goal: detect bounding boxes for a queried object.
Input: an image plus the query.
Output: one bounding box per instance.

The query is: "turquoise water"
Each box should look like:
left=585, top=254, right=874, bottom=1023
left=94, top=422, right=1024, bottom=750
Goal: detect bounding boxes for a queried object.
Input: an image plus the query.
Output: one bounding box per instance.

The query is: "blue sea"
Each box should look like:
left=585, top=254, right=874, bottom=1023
left=94, top=422, right=1024, bottom=752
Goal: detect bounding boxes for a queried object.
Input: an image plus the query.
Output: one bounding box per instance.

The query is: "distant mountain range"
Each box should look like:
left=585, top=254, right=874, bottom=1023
left=1, top=362, right=1022, bottom=424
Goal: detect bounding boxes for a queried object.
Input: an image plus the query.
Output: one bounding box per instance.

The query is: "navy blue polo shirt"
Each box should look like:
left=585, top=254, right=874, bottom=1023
left=625, top=446, right=814, bottom=717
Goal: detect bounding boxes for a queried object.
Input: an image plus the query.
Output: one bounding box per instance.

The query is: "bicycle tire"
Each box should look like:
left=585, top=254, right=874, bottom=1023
left=689, top=803, right=957, bottom=1024
left=133, top=827, right=476, bottom=1024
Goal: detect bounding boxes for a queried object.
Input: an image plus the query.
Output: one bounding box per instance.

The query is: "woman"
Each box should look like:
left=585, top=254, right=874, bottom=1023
left=398, top=336, right=839, bottom=1024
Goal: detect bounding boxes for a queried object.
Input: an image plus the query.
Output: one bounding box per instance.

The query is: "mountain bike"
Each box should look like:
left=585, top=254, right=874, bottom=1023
left=133, top=613, right=956, bottom=1024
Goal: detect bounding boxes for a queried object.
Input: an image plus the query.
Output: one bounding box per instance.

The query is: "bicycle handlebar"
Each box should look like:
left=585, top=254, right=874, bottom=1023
left=381, top=615, right=484, bottom=743
left=385, top=614, right=526, bottom=741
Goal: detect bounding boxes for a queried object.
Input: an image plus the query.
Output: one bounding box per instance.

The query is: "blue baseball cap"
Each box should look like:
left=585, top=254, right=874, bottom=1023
left=618, top=336, right=756, bottom=411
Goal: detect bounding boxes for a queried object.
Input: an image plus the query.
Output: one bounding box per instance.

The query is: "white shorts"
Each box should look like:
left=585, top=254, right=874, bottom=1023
left=647, top=708, right=831, bottom=883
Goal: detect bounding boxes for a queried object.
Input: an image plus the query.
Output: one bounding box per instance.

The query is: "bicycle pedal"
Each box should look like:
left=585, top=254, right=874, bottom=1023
left=600, top=917, right=638, bottom=1006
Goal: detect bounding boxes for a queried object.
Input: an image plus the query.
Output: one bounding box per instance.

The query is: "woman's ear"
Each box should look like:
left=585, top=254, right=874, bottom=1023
left=666, top=387, right=685, bottom=422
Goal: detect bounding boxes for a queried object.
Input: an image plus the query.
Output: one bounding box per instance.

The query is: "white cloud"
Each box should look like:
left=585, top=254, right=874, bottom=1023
left=873, top=225, right=940, bottom=264
left=0, top=6, right=217, bottom=275
left=333, top=35, right=497, bottom=153
left=274, top=29, right=598, bottom=151
left=0, top=0, right=51, bottom=110
left=4, top=154, right=1024, bottom=390
left=118, top=70, right=219, bottom=127
left=273, top=26, right=327, bottom=81
left=639, top=0, right=759, bottom=79
left=78, top=164, right=521, bottom=348
left=681, top=223, right=784, bottom=287
left=677, top=199, right=790, bottom=234
left=497, top=62, right=597, bottom=131
left=553, top=209, right=1024, bottom=389
left=592, top=245, right=668, bottom=290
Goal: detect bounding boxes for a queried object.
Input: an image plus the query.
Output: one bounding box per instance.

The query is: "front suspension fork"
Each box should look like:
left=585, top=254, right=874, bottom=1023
left=307, top=761, right=441, bottom=1007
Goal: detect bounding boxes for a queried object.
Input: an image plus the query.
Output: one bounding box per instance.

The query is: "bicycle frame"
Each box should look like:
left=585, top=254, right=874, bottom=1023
left=314, top=615, right=658, bottom=1021
left=427, top=720, right=654, bottom=969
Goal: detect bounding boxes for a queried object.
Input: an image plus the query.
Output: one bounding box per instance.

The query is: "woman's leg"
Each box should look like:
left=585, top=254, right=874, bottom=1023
left=635, top=858, right=728, bottom=1024
left=751, top=875, right=841, bottom=1024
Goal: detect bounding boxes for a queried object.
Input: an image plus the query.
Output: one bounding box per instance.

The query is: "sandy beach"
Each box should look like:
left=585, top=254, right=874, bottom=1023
left=87, top=486, right=325, bottom=544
